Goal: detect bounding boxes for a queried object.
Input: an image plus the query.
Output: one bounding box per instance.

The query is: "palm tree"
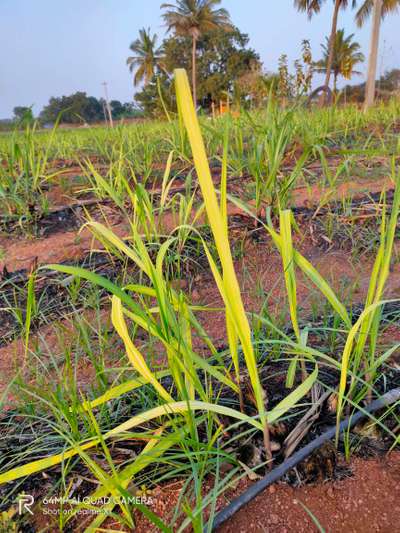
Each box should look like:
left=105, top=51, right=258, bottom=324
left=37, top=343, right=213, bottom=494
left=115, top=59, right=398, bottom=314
left=127, top=28, right=165, bottom=86
left=314, top=29, right=365, bottom=92
left=294, top=1, right=357, bottom=102
left=355, top=0, right=399, bottom=23
left=161, top=0, right=231, bottom=106
left=355, top=0, right=400, bottom=109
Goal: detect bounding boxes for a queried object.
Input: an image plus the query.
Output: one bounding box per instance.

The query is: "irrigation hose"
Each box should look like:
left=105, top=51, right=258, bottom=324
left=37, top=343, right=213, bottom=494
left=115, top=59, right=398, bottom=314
left=209, top=387, right=400, bottom=531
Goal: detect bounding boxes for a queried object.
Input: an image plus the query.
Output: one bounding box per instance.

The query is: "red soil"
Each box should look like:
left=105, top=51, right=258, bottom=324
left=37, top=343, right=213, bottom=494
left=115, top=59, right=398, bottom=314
left=291, top=175, right=394, bottom=209
left=126, top=452, right=400, bottom=533
left=0, top=215, right=130, bottom=272
left=1, top=176, right=395, bottom=274
left=2, top=234, right=400, bottom=419
left=29, top=452, right=400, bottom=532
left=1, top=166, right=399, bottom=531
left=220, top=452, right=400, bottom=533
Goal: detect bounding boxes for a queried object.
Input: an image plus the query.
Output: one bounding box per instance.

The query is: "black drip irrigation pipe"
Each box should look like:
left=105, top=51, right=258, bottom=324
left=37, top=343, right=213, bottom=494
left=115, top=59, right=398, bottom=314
left=1, top=185, right=396, bottom=284
left=208, top=387, right=400, bottom=531
left=0, top=163, right=225, bottom=228
left=1, top=173, right=394, bottom=236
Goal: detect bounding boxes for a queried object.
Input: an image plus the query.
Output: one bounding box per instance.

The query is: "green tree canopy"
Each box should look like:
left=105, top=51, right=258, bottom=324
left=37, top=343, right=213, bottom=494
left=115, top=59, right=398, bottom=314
left=13, top=106, right=34, bottom=126
left=135, top=26, right=261, bottom=116
left=39, top=93, right=139, bottom=124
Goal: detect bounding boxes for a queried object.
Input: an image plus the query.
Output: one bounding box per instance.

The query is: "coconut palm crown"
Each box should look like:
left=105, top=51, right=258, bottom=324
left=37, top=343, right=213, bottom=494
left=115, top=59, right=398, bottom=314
left=314, top=29, right=365, bottom=91
left=355, top=0, right=400, bottom=26
left=161, top=0, right=232, bottom=105
left=127, top=28, right=165, bottom=86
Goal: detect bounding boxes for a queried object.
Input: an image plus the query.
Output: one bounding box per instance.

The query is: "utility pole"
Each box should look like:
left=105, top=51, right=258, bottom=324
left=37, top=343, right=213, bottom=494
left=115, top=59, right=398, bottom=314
left=102, top=81, right=114, bottom=127
left=102, top=101, right=108, bottom=123
left=364, top=0, right=383, bottom=111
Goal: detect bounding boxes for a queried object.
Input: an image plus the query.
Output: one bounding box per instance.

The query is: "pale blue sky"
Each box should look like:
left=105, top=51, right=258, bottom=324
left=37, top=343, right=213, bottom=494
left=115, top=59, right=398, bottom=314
left=0, top=0, right=399, bottom=118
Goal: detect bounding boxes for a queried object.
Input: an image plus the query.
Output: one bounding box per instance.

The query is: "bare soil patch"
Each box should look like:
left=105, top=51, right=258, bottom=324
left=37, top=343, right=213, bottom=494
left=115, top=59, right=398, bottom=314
left=219, top=452, right=400, bottom=533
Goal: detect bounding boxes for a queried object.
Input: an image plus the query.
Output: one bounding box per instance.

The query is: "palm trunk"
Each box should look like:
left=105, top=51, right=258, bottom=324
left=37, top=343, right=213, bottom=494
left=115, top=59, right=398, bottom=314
left=333, top=73, right=338, bottom=94
left=364, top=0, right=383, bottom=111
left=320, top=0, right=341, bottom=105
left=192, top=35, right=197, bottom=109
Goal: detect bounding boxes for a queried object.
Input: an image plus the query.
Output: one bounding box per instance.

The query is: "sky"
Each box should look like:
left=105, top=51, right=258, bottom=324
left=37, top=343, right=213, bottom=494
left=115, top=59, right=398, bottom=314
left=0, top=0, right=399, bottom=118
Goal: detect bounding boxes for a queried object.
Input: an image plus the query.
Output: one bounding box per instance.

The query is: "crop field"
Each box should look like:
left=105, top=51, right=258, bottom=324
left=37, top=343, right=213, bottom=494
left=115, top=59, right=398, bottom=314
left=0, top=70, right=400, bottom=531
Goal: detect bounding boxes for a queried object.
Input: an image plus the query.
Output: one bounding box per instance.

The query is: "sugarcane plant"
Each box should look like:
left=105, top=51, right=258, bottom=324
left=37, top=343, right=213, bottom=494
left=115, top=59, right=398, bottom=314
left=0, top=71, right=319, bottom=498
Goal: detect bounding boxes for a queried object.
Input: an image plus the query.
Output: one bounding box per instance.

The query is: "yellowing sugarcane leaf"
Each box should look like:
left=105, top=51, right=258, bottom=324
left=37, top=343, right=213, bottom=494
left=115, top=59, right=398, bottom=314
left=111, top=296, right=173, bottom=403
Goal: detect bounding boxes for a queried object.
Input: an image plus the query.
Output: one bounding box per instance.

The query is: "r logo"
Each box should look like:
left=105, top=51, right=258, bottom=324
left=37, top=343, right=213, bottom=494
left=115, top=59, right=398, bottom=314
left=18, top=494, right=34, bottom=515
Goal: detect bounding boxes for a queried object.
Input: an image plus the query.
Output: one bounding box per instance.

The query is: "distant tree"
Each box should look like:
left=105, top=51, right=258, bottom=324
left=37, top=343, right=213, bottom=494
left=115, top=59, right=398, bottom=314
left=127, top=28, right=165, bottom=86
left=39, top=92, right=103, bottom=124
left=355, top=0, right=400, bottom=24
left=39, top=93, right=139, bottom=124
left=294, top=0, right=399, bottom=106
left=161, top=0, right=232, bottom=106
left=110, top=100, right=125, bottom=118
left=294, top=0, right=356, bottom=102
left=235, top=66, right=277, bottom=107
left=83, top=96, right=104, bottom=122
left=13, top=106, right=34, bottom=124
left=289, top=41, right=315, bottom=98
left=135, top=74, right=175, bottom=117
left=297, top=39, right=314, bottom=95
left=355, top=0, right=400, bottom=108
left=274, top=41, right=315, bottom=103
left=168, top=27, right=260, bottom=103
left=109, top=100, right=141, bottom=119
left=39, top=97, right=64, bottom=124
left=135, top=26, right=261, bottom=115
left=278, top=54, right=292, bottom=101
left=379, top=68, right=400, bottom=91
left=0, top=119, right=14, bottom=132
left=343, top=68, right=400, bottom=102
left=121, top=102, right=143, bottom=117
left=314, top=29, right=364, bottom=92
